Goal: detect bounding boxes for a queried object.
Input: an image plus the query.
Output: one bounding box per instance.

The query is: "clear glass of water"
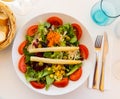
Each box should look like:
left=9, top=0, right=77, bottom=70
left=90, top=0, right=120, bottom=26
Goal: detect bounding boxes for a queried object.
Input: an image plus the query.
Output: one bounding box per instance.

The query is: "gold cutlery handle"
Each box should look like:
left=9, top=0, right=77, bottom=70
left=93, top=55, right=98, bottom=89
left=99, top=61, right=104, bottom=91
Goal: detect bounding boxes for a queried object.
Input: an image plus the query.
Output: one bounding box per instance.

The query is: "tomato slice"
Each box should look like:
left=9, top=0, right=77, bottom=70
left=18, top=55, right=27, bottom=73
left=47, top=16, right=63, bottom=27
left=70, top=67, right=82, bottom=81
left=79, top=44, right=89, bottom=59
left=27, top=25, right=38, bottom=36
left=72, top=23, right=82, bottom=40
left=18, top=40, right=27, bottom=55
left=30, top=81, right=45, bottom=89
left=53, top=78, right=69, bottom=87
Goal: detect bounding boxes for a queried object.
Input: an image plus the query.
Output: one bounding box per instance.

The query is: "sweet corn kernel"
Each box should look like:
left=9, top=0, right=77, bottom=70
left=52, top=69, right=55, bottom=72
left=47, top=67, right=51, bottom=71
left=61, top=70, right=65, bottom=75
left=55, top=71, right=60, bottom=76
left=54, top=75, right=62, bottom=81
left=57, top=65, right=62, bottom=70
left=38, top=62, right=43, bottom=66
left=50, top=74, right=54, bottom=78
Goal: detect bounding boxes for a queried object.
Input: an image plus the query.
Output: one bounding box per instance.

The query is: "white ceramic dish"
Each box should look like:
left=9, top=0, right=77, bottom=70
left=12, top=12, right=95, bottom=95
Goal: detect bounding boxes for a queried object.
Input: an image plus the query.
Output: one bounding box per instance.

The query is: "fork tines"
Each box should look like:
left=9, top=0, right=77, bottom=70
left=95, top=35, right=103, bottom=48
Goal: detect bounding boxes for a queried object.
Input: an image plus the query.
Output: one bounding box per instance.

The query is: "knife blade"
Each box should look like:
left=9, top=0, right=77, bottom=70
left=99, top=32, right=109, bottom=91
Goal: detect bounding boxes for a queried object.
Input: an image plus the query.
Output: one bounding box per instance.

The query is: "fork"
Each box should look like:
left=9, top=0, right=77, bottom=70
left=92, top=35, right=103, bottom=89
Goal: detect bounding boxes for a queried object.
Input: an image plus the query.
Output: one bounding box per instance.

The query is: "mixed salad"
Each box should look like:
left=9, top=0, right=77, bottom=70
left=18, top=16, right=89, bottom=90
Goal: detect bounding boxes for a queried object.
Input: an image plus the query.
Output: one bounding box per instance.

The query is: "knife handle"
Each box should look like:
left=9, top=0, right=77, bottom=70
left=92, top=55, right=98, bottom=89
left=99, top=61, right=104, bottom=91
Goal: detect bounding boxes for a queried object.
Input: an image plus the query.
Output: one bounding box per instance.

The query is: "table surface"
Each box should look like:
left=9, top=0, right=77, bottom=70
left=0, top=0, right=120, bottom=99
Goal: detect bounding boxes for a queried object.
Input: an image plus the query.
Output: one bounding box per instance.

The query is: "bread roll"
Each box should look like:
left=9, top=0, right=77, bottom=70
left=0, top=25, right=9, bottom=43
left=0, top=31, right=6, bottom=43
left=0, top=12, right=8, bottom=25
left=0, top=25, right=9, bottom=35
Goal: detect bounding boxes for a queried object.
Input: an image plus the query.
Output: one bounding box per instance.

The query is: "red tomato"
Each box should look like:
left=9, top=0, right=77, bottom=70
left=70, top=67, right=82, bottom=81
left=72, top=23, right=82, bottom=40
left=27, top=25, right=38, bottom=36
left=18, top=40, right=27, bottom=55
left=47, top=16, right=63, bottom=27
left=79, top=44, right=89, bottom=59
left=18, top=55, right=27, bottom=73
left=53, top=78, right=69, bottom=87
left=30, top=81, right=45, bottom=89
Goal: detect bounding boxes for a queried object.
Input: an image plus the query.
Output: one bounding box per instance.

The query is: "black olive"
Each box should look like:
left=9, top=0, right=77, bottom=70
left=66, top=41, right=71, bottom=46
left=41, top=42, right=47, bottom=47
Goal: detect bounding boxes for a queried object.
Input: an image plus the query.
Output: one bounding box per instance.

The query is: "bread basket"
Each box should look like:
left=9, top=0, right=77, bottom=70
left=0, top=2, right=16, bottom=50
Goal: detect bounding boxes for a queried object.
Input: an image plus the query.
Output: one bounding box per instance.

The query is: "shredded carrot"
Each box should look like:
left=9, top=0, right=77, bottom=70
left=47, top=30, right=60, bottom=47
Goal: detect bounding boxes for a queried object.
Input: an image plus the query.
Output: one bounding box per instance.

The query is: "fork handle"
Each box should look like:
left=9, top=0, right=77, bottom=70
left=92, top=54, right=98, bottom=89
left=99, top=61, right=104, bottom=91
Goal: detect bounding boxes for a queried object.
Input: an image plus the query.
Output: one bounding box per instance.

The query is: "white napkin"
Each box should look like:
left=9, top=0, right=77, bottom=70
left=110, top=35, right=120, bottom=65
left=110, top=34, right=120, bottom=80
left=88, top=34, right=112, bottom=90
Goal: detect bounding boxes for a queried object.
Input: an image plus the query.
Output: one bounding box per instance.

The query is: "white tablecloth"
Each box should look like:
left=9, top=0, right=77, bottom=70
left=0, top=0, right=120, bottom=99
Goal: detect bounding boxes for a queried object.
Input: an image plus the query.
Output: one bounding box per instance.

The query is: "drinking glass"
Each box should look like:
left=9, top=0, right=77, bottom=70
left=1, top=0, right=33, bottom=15
left=90, top=0, right=120, bottom=26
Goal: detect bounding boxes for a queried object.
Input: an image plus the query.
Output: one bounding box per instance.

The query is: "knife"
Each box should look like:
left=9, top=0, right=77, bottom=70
left=99, top=32, right=109, bottom=91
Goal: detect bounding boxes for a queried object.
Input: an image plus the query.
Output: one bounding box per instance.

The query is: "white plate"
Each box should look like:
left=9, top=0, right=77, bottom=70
left=12, top=12, right=95, bottom=95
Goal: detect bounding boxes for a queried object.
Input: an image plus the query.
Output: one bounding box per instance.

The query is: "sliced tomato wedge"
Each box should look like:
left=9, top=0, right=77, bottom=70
left=18, top=40, right=27, bottom=55
left=72, top=23, right=82, bottom=40
left=30, top=81, right=45, bottom=89
left=47, top=16, right=63, bottom=27
left=79, top=44, right=89, bottom=59
left=18, top=55, right=27, bottom=73
left=27, top=25, right=38, bottom=36
left=70, top=67, right=82, bottom=81
left=53, top=78, right=69, bottom=87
